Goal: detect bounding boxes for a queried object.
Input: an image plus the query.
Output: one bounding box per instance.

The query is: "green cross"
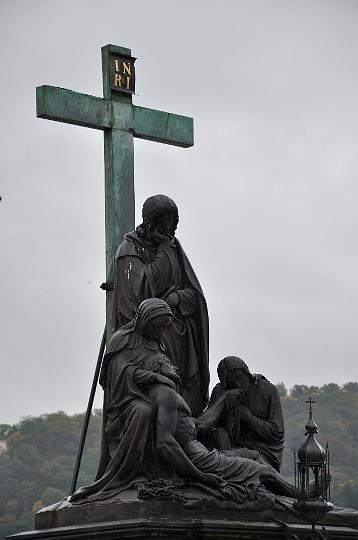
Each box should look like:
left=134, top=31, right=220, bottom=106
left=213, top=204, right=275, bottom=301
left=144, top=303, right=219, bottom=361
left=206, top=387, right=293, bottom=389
left=36, top=44, right=194, bottom=340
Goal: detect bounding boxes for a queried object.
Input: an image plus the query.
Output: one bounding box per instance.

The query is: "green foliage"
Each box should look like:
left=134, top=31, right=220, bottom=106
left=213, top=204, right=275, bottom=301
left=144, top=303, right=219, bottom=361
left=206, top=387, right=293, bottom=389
left=0, top=425, right=13, bottom=439
left=1, top=386, right=358, bottom=539
left=276, top=382, right=288, bottom=398
left=280, top=382, right=358, bottom=509
left=0, top=410, right=102, bottom=540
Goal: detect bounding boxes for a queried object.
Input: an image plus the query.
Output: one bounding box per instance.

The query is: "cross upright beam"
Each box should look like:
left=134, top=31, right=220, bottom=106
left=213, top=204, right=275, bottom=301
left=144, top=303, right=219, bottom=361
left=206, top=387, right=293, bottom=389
left=36, top=44, right=194, bottom=340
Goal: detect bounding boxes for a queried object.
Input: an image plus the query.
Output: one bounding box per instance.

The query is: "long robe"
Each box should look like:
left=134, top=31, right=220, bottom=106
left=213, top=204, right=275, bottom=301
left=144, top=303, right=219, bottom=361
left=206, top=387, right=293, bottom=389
left=113, top=230, right=209, bottom=416
left=175, top=414, right=266, bottom=504
left=71, top=337, right=175, bottom=501
left=202, top=379, right=285, bottom=471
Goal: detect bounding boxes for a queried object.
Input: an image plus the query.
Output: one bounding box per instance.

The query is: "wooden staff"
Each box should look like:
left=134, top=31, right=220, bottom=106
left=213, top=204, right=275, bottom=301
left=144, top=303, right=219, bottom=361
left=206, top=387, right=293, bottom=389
left=69, top=327, right=107, bottom=495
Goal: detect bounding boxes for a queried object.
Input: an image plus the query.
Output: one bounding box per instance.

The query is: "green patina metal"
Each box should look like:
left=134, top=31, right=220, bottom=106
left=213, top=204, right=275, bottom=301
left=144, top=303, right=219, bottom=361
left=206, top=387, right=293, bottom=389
left=36, top=44, right=194, bottom=340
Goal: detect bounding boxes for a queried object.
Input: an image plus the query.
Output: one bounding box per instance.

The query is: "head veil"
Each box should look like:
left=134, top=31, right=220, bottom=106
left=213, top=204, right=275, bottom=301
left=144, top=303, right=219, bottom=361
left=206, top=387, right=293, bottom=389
left=100, top=298, right=173, bottom=387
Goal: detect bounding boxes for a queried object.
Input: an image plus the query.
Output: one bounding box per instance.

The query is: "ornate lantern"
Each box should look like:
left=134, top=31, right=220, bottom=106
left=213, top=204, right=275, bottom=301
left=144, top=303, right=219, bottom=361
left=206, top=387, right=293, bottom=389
left=293, top=398, right=333, bottom=537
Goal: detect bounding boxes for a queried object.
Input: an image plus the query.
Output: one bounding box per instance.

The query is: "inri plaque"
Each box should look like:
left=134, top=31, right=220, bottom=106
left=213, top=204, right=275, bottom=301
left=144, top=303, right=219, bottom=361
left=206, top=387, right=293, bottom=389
left=109, top=54, right=136, bottom=94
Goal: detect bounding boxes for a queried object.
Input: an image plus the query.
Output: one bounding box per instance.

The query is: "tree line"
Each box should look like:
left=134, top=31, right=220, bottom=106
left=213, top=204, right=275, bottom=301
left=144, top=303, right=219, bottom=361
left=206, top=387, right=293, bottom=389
left=0, top=382, right=358, bottom=539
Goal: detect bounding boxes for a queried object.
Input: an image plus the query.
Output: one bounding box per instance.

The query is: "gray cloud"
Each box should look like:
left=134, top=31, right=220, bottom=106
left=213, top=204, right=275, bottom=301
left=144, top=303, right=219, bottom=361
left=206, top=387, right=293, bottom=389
left=1, top=0, right=357, bottom=423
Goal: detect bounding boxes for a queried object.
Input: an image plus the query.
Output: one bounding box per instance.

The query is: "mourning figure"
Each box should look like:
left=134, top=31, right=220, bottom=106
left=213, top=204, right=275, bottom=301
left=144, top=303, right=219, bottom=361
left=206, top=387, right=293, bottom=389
left=197, top=356, right=284, bottom=471
left=112, top=194, right=209, bottom=416
left=72, top=298, right=218, bottom=501
left=72, top=299, right=299, bottom=506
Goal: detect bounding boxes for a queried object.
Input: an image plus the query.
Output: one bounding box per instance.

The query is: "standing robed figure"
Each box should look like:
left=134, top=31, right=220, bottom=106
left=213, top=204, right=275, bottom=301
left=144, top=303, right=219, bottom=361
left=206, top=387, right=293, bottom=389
left=112, top=194, right=209, bottom=416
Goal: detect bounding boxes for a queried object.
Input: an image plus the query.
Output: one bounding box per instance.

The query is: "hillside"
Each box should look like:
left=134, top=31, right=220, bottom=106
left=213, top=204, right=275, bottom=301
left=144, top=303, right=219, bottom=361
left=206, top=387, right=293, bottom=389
left=0, top=382, right=357, bottom=539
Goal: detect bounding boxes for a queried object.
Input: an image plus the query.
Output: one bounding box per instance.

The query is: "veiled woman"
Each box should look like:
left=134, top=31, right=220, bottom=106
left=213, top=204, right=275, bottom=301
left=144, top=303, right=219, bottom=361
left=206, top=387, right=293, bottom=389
left=71, top=298, right=218, bottom=502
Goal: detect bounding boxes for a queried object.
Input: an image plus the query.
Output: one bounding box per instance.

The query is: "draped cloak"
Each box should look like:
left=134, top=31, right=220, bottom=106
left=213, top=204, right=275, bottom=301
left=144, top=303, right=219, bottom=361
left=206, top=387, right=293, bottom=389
left=206, top=379, right=285, bottom=471
left=112, top=230, right=210, bottom=417
left=71, top=317, right=176, bottom=502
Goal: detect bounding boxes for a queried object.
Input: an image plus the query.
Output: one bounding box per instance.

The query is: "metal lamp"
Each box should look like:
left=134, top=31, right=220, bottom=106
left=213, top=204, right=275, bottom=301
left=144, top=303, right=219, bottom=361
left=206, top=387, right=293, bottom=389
left=293, top=397, right=333, bottom=538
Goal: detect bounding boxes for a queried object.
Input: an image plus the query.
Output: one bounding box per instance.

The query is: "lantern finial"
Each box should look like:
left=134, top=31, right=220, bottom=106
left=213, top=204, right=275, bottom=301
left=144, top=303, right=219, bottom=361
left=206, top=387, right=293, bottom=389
left=293, top=397, right=333, bottom=537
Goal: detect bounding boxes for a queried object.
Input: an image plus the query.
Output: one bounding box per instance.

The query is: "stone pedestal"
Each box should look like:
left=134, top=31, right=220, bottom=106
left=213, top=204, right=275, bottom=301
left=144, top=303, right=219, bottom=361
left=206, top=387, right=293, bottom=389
left=7, top=493, right=358, bottom=540
left=8, top=518, right=358, bottom=540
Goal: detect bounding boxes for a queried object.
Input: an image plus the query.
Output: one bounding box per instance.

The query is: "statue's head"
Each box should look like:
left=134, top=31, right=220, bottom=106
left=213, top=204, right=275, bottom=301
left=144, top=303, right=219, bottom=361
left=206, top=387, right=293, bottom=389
left=135, top=298, right=173, bottom=340
left=100, top=298, right=173, bottom=387
left=217, top=356, right=253, bottom=392
left=141, top=194, right=179, bottom=237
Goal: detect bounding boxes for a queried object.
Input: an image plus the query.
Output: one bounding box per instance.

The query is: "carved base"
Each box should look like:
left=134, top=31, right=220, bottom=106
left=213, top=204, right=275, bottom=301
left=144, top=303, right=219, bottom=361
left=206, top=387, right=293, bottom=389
left=6, top=517, right=358, bottom=540
left=6, top=495, right=358, bottom=540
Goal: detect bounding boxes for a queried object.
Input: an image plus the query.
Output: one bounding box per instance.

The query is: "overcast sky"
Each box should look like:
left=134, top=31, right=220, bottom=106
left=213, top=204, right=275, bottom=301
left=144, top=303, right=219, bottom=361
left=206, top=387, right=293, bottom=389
left=1, top=0, right=357, bottom=424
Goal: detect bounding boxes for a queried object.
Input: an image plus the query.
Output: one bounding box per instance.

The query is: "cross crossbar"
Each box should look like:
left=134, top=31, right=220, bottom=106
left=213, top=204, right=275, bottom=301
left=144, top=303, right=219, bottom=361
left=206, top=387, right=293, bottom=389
left=133, top=106, right=193, bottom=147
left=36, top=85, right=111, bottom=129
left=36, top=85, right=194, bottom=147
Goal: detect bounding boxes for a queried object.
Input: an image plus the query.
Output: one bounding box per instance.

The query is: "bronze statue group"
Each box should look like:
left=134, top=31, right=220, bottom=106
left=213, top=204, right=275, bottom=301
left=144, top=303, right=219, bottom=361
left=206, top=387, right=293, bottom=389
left=70, top=195, right=303, bottom=507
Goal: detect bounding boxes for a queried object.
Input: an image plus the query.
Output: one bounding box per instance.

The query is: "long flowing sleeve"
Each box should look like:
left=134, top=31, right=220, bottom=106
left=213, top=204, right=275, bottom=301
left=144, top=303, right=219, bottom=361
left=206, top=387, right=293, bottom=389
left=246, top=386, right=284, bottom=443
left=176, top=287, right=198, bottom=316
left=149, top=244, right=177, bottom=294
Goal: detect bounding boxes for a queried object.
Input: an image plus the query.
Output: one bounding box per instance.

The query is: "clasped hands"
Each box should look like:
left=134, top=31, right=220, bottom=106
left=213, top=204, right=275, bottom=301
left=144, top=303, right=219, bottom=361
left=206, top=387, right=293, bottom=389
left=224, top=389, right=252, bottom=423
left=225, top=388, right=244, bottom=408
